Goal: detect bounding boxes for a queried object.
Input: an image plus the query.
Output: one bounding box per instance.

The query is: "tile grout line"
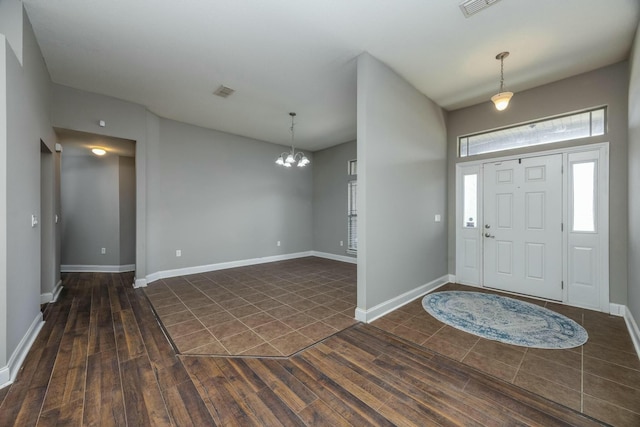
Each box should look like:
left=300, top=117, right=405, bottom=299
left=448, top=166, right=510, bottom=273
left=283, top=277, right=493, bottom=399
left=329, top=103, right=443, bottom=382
left=460, top=336, right=481, bottom=362
left=511, top=347, right=528, bottom=384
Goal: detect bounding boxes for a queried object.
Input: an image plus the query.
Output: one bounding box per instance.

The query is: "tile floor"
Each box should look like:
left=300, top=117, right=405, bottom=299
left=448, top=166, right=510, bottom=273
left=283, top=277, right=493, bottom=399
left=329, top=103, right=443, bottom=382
left=144, top=257, right=357, bottom=356
left=372, top=283, right=640, bottom=427
left=145, top=258, right=640, bottom=426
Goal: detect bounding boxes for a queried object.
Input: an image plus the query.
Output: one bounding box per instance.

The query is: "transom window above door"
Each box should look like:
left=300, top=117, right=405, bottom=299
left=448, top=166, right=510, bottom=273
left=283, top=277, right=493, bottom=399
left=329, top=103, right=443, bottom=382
left=459, top=107, right=606, bottom=158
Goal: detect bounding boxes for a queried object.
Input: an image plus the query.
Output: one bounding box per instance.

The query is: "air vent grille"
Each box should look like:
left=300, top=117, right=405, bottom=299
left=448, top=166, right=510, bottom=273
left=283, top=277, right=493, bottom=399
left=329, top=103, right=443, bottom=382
left=213, top=85, right=235, bottom=98
left=459, top=0, right=502, bottom=18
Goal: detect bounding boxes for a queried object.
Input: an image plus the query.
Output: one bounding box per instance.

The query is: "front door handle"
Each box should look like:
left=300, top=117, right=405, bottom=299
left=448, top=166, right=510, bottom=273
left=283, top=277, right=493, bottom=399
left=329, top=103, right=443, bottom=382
left=484, top=232, right=495, bottom=238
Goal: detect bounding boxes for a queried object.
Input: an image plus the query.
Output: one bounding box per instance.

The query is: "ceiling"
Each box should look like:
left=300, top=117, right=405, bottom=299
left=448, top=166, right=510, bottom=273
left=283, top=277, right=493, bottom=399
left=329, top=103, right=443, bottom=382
left=55, top=128, right=136, bottom=157
left=23, top=0, right=640, bottom=151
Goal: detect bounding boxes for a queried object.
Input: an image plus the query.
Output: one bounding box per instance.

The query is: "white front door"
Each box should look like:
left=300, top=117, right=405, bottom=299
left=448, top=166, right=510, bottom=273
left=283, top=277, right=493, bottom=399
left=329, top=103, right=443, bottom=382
left=483, top=154, right=563, bottom=300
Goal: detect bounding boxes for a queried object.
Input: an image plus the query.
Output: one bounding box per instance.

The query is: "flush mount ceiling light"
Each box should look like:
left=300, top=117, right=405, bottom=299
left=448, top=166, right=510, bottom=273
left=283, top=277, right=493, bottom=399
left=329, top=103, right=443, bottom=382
left=491, top=51, right=514, bottom=111
left=275, top=112, right=310, bottom=168
left=91, top=147, right=106, bottom=156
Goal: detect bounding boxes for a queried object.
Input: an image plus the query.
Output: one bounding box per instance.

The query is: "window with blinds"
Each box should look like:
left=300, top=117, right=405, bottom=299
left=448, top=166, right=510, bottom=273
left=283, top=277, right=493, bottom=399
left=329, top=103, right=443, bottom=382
left=348, top=180, right=357, bottom=253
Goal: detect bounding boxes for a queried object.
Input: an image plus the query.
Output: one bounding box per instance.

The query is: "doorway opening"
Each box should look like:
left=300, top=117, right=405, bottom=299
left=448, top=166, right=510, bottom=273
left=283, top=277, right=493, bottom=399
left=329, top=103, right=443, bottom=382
left=56, top=129, right=136, bottom=274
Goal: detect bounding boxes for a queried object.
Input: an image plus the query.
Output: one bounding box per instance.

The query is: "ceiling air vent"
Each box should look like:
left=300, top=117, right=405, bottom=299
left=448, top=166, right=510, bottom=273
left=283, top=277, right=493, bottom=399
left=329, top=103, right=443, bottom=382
left=213, top=85, right=235, bottom=98
left=459, top=0, right=502, bottom=18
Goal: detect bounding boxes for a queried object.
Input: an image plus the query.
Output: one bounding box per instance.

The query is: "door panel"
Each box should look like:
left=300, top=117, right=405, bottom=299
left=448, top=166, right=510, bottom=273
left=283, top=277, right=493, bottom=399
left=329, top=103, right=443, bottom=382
left=483, top=155, right=562, bottom=300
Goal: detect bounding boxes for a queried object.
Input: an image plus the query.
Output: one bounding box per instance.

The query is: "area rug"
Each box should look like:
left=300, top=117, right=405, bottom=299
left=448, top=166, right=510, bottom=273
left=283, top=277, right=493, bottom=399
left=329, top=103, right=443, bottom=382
left=422, top=291, right=588, bottom=349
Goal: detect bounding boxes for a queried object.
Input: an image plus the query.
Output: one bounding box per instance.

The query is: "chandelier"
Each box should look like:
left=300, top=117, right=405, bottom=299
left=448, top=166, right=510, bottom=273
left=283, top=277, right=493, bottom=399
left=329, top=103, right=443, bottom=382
left=491, top=51, right=514, bottom=111
left=275, top=112, right=310, bottom=168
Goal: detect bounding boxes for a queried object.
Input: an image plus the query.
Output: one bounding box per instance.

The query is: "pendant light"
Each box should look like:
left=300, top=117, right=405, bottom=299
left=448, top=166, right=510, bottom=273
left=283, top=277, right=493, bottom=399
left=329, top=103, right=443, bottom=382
left=275, top=112, right=310, bottom=168
left=491, top=51, right=513, bottom=111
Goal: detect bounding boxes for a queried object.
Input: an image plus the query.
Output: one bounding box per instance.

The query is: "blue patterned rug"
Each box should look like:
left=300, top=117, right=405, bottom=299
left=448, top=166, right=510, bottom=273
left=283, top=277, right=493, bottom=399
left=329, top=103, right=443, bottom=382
left=422, top=291, right=588, bottom=349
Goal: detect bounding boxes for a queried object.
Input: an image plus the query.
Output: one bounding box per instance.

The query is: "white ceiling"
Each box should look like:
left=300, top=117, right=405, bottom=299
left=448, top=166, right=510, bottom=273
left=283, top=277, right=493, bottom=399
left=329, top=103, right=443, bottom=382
left=55, top=128, right=136, bottom=157
left=23, top=0, right=640, bottom=151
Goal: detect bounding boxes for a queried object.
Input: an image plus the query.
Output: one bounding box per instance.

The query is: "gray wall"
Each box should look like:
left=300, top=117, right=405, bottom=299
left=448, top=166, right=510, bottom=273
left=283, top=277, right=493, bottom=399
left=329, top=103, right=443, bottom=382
left=51, top=84, right=315, bottom=282
left=147, top=118, right=313, bottom=274
left=61, top=153, right=125, bottom=266
left=0, top=5, right=57, bottom=369
left=357, top=53, right=448, bottom=310
left=628, top=25, right=640, bottom=323
left=447, top=62, right=629, bottom=305
left=119, top=156, right=136, bottom=265
left=312, top=140, right=357, bottom=258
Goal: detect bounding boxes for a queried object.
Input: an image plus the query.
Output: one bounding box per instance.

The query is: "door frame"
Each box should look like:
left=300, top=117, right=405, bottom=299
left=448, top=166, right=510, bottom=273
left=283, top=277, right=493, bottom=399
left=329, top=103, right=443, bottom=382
left=455, top=142, right=610, bottom=312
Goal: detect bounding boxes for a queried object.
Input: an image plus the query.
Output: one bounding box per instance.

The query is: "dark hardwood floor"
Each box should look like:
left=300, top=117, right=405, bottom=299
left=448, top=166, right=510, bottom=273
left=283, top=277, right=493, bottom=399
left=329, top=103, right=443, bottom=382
left=0, top=273, right=606, bottom=426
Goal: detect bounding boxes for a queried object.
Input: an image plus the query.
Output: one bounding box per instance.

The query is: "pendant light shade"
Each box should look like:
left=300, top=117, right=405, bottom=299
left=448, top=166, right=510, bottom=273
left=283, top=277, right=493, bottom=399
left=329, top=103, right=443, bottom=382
left=491, top=51, right=513, bottom=111
left=491, top=91, right=513, bottom=111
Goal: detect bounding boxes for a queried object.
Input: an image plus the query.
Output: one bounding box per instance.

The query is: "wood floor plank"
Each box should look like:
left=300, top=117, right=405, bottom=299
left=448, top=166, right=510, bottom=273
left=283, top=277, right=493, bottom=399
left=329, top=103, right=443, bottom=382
left=87, top=285, right=117, bottom=355
left=312, top=348, right=486, bottom=427
left=41, top=331, right=88, bottom=413
left=297, top=400, right=352, bottom=427
left=255, top=387, right=307, bottom=427
left=114, top=309, right=146, bottom=362
left=182, top=356, right=260, bottom=427
left=285, top=357, right=396, bottom=426
left=137, top=318, right=190, bottom=391
left=304, top=346, right=391, bottom=410
left=108, top=280, right=131, bottom=313
left=162, top=380, right=217, bottom=426
left=127, top=288, right=158, bottom=325
left=38, top=398, right=83, bottom=427
left=120, top=356, right=172, bottom=427
left=243, top=358, right=317, bottom=413
left=83, top=351, right=126, bottom=427
left=222, top=358, right=269, bottom=393
left=215, top=358, right=307, bottom=427
left=0, top=344, right=59, bottom=426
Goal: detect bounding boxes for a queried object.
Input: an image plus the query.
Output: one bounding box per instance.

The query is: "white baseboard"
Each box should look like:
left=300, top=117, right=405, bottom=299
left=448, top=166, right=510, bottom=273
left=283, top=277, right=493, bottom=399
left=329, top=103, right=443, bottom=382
left=310, top=251, right=357, bottom=264
left=134, top=278, right=147, bottom=288
left=40, top=292, right=52, bottom=304
left=610, top=303, right=626, bottom=317
left=355, top=274, right=450, bottom=323
left=623, top=306, right=640, bottom=360
left=51, top=280, right=63, bottom=302
left=145, top=251, right=315, bottom=284
left=61, top=264, right=136, bottom=273
left=40, top=280, right=63, bottom=304
left=0, top=312, right=44, bottom=388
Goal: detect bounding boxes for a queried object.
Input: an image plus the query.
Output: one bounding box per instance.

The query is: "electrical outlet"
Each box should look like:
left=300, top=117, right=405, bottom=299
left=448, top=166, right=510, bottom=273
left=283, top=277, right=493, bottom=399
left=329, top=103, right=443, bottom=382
left=101, top=248, right=106, bottom=254
left=340, top=240, right=344, bottom=246
left=176, top=249, right=182, bottom=257
left=277, top=241, right=281, bottom=247
left=435, top=214, right=442, bottom=223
